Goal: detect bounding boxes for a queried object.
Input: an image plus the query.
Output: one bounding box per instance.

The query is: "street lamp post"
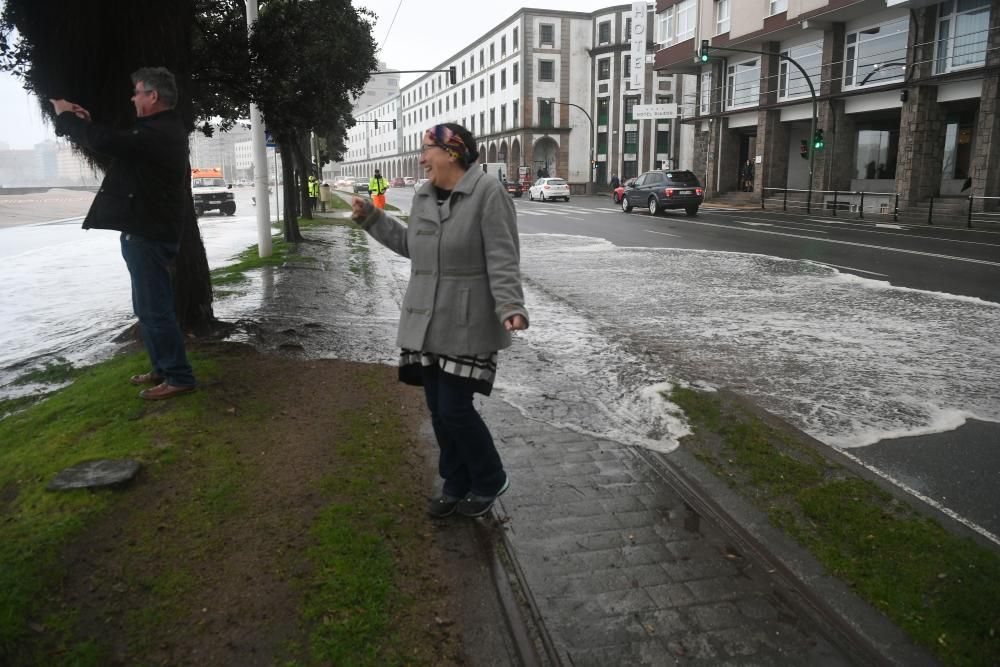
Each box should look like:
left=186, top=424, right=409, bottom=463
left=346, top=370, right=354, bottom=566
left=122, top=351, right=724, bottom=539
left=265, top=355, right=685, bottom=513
left=544, top=99, right=596, bottom=195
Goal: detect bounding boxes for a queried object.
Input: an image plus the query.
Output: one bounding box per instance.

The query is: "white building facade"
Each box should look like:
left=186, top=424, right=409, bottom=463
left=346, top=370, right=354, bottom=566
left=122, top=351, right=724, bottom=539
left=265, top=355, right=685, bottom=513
left=337, top=4, right=696, bottom=193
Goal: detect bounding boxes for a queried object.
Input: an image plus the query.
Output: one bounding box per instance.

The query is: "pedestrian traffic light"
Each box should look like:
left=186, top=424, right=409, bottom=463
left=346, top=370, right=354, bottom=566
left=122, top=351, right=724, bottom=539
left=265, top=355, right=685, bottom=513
left=373, top=119, right=378, bottom=130
left=813, top=129, right=825, bottom=150
left=800, top=139, right=808, bottom=159
left=449, top=66, right=457, bottom=85
left=700, top=40, right=710, bottom=63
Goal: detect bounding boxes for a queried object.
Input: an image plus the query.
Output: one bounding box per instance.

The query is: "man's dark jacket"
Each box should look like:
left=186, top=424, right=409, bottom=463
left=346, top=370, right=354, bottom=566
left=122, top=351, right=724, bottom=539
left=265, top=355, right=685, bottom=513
left=55, top=109, right=189, bottom=243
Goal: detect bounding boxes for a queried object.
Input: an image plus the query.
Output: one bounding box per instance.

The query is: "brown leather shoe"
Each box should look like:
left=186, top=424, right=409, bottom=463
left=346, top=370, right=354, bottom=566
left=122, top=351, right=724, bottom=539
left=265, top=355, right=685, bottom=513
left=130, top=372, right=164, bottom=386
left=139, top=382, right=196, bottom=401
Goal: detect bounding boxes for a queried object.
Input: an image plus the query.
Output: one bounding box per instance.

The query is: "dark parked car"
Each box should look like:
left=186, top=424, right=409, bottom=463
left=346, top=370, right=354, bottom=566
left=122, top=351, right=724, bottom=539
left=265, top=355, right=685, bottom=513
left=504, top=180, right=523, bottom=197
left=621, top=170, right=703, bottom=216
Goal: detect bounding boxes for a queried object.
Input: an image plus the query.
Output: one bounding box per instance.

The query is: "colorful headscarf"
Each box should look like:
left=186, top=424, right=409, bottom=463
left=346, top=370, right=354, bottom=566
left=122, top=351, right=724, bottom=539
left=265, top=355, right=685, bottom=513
left=425, top=124, right=471, bottom=164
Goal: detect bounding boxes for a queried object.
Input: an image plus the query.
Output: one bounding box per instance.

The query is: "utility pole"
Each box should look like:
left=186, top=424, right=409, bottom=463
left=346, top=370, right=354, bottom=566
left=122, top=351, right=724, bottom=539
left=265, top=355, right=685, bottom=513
left=246, top=0, right=271, bottom=258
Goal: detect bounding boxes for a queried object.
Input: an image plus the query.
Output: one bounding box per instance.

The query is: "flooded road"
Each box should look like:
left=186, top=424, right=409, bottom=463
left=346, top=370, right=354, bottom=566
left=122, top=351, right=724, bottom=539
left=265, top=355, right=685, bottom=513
left=2, top=192, right=998, bottom=539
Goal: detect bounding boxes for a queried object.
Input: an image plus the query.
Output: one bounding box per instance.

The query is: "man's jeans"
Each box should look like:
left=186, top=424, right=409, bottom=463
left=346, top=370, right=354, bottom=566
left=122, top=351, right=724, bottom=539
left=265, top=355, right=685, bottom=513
left=421, top=364, right=505, bottom=498
left=120, top=233, right=195, bottom=387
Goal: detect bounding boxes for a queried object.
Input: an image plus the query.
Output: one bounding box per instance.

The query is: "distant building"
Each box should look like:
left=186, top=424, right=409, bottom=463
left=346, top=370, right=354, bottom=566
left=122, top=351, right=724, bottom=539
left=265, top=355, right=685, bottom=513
left=336, top=4, right=693, bottom=192
left=189, top=123, right=253, bottom=183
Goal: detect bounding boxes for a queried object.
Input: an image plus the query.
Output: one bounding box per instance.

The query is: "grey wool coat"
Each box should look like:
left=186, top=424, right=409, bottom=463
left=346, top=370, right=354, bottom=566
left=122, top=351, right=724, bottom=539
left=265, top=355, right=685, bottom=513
left=359, top=166, right=529, bottom=356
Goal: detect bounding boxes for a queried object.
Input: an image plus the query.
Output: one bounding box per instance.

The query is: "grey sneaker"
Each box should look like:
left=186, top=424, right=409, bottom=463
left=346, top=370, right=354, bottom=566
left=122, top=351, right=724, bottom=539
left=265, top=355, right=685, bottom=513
left=427, top=493, right=463, bottom=518
left=456, top=476, right=510, bottom=517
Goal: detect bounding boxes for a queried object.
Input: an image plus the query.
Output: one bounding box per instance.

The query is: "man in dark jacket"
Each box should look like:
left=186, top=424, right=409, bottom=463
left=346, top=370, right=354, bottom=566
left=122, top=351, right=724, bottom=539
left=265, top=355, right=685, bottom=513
left=51, top=66, right=196, bottom=400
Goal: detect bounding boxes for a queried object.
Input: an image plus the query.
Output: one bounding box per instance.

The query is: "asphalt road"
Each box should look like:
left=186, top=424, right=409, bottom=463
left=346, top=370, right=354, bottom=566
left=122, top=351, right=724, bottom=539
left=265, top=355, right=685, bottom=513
left=388, top=188, right=1000, bottom=542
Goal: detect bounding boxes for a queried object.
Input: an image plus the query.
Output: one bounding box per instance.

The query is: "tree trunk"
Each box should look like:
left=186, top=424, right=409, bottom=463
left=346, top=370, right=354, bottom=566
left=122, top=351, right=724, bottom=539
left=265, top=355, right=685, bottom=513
left=294, top=136, right=313, bottom=220
left=174, top=188, right=215, bottom=334
left=279, top=139, right=303, bottom=241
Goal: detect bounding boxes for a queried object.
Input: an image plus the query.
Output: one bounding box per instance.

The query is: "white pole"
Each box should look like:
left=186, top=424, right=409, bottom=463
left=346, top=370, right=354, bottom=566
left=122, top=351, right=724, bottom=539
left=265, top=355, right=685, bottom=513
left=247, top=0, right=272, bottom=258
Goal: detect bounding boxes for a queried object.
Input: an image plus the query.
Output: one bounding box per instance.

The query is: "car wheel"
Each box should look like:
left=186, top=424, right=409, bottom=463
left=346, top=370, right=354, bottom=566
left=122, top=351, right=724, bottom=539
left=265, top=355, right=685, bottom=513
left=222, top=201, right=236, bottom=216
left=621, top=196, right=633, bottom=213
left=648, top=197, right=660, bottom=216
left=613, top=192, right=621, bottom=204
left=564, top=197, right=570, bottom=202
left=686, top=205, right=699, bottom=217
left=541, top=192, right=547, bottom=202
left=528, top=190, right=534, bottom=201
left=195, top=206, right=204, bottom=217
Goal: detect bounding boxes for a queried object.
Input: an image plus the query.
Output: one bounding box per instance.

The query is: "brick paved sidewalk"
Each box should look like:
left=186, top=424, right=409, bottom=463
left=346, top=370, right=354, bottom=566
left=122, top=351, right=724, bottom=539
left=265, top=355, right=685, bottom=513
left=482, top=397, right=855, bottom=666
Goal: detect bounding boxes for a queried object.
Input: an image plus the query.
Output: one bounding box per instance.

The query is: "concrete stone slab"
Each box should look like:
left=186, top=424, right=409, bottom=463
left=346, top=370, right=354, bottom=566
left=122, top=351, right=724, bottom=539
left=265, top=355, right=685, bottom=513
left=47, top=459, right=141, bottom=491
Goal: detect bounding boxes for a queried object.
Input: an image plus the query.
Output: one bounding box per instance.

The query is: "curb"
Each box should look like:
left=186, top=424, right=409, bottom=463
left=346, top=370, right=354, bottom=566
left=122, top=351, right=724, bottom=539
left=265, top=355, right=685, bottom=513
left=632, top=388, right=944, bottom=666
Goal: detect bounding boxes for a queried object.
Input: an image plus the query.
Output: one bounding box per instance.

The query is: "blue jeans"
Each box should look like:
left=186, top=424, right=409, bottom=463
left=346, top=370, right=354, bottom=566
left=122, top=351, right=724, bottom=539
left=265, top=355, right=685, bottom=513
left=120, top=233, right=195, bottom=387
left=421, top=364, right=505, bottom=497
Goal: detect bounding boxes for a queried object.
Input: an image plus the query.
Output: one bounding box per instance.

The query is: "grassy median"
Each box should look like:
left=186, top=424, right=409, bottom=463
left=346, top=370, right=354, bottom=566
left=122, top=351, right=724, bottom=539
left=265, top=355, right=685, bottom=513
left=670, top=386, right=1000, bottom=667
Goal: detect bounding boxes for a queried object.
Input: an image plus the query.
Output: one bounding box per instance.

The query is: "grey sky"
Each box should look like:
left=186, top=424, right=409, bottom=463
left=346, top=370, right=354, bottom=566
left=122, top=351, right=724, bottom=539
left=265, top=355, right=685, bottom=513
left=0, top=0, right=630, bottom=149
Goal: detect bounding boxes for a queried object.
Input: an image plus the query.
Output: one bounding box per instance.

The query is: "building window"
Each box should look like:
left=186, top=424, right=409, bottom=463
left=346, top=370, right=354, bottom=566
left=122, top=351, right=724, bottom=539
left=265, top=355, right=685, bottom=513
left=461, top=62, right=466, bottom=79
left=501, top=69, right=507, bottom=89
left=625, top=18, right=631, bottom=40
left=446, top=96, right=450, bottom=111
left=623, top=55, right=631, bottom=79
left=513, top=99, right=519, bottom=127
left=513, top=63, right=519, bottom=84
left=624, top=96, right=639, bottom=122
left=490, top=43, right=495, bottom=62
left=539, top=59, right=555, bottom=81
left=540, top=98, right=554, bottom=127
left=597, top=97, right=609, bottom=125
left=539, top=23, right=554, bottom=46
left=657, top=0, right=695, bottom=47
left=597, top=131, right=608, bottom=153
left=725, top=57, right=760, bottom=108
left=501, top=103, right=507, bottom=131
left=480, top=79, right=485, bottom=97
left=480, top=49, right=484, bottom=68
left=490, top=108, right=496, bottom=133
left=490, top=74, right=495, bottom=93
left=502, top=35, right=507, bottom=56
left=480, top=111, right=485, bottom=132
left=769, top=0, right=787, bottom=15
left=854, top=124, right=899, bottom=180
left=470, top=55, right=474, bottom=73
left=715, top=0, right=730, bottom=35
left=462, top=88, right=466, bottom=104
left=935, top=0, right=990, bottom=74
left=598, top=58, right=610, bottom=80
left=844, top=17, right=909, bottom=87
left=778, top=41, right=822, bottom=99
left=656, top=129, right=670, bottom=153
left=598, top=21, right=611, bottom=44
left=624, top=130, right=638, bottom=152
left=700, top=71, right=712, bottom=115
left=513, top=27, right=519, bottom=49
left=470, top=84, right=475, bottom=102
left=470, top=115, right=475, bottom=133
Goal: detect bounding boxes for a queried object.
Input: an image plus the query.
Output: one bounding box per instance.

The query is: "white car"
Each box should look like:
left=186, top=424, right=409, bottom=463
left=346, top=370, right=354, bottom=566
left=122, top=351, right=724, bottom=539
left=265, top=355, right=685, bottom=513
left=528, top=178, right=570, bottom=202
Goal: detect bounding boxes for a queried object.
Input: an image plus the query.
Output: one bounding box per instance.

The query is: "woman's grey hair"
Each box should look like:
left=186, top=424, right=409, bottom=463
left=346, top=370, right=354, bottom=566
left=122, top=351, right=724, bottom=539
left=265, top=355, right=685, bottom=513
left=131, top=67, right=178, bottom=108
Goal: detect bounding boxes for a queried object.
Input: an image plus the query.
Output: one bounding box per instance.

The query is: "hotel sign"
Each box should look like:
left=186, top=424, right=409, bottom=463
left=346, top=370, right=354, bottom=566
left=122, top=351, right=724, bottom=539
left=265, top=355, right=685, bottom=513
left=630, top=2, right=646, bottom=94
left=632, top=103, right=678, bottom=119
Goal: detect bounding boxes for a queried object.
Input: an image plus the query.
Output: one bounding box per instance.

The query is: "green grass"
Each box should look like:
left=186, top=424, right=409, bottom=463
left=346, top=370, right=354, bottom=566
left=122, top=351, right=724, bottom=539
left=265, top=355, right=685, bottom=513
left=0, top=350, right=225, bottom=662
left=670, top=387, right=1000, bottom=667
left=291, top=367, right=427, bottom=666
left=11, top=358, right=80, bottom=386
left=211, top=235, right=294, bottom=286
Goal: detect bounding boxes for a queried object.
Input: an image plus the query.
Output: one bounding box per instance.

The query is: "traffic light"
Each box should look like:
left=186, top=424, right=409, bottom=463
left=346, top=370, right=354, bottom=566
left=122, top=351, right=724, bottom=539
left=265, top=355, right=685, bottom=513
left=800, top=139, right=808, bottom=159
left=700, top=40, right=710, bottom=63
left=392, top=119, right=397, bottom=130
left=449, top=65, right=457, bottom=85
left=813, top=129, right=825, bottom=150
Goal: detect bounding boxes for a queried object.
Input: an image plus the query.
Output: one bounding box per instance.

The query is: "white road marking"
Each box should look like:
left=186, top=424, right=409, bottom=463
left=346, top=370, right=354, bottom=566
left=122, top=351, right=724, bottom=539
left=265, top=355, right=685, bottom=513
left=566, top=216, right=585, bottom=220
left=876, top=223, right=908, bottom=229
left=734, top=220, right=828, bottom=234
left=733, top=220, right=772, bottom=226
left=646, top=230, right=680, bottom=237
left=685, top=219, right=1000, bottom=266
left=807, top=261, right=888, bottom=277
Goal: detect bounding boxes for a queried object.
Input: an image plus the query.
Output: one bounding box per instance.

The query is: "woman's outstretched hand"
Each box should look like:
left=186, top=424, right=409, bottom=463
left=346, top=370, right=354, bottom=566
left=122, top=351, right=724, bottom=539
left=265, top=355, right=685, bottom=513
left=351, top=197, right=371, bottom=222
left=504, top=314, right=527, bottom=331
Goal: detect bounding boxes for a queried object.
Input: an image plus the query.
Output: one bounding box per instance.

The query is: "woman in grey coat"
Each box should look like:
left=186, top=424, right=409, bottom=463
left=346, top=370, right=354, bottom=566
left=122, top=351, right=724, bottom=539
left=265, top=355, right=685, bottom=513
left=351, top=123, right=529, bottom=518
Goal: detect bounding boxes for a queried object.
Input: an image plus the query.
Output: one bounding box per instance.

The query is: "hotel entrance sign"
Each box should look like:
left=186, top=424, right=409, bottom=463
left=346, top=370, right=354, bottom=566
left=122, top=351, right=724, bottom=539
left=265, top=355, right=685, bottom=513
left=630, top=2, right=646, bottom=94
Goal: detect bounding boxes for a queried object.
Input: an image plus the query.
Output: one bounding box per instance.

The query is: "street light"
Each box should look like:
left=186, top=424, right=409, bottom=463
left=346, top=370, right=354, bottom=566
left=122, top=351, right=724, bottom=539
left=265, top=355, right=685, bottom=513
left=542, top=99, right=595, bottom=195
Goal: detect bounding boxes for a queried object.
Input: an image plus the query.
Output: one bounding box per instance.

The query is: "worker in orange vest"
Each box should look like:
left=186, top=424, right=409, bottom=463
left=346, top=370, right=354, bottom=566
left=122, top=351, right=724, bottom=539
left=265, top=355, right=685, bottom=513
left=368, top=169, right=388, bottom=209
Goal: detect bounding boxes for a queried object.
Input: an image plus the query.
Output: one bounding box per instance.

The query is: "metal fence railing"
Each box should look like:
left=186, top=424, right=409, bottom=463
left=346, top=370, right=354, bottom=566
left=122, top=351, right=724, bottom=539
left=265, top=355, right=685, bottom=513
left=761, top=188, right=899, bottom=221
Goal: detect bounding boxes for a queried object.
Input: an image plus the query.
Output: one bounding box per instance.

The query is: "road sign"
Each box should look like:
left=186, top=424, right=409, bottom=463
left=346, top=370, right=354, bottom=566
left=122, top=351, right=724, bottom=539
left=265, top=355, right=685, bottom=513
left=632, top=103, right=678, bottom=120
left=264, top=131, right=276, bottom=148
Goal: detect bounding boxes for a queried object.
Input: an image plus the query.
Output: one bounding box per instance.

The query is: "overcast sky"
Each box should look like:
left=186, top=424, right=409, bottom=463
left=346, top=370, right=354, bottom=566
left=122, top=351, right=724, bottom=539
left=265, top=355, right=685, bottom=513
left=0, top=0, right=628, bottom=149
